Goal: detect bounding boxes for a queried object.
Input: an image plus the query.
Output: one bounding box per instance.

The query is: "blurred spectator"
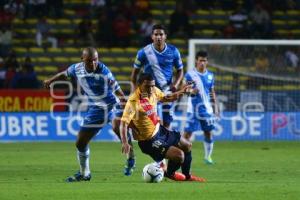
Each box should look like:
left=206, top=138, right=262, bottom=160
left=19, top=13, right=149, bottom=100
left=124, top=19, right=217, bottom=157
left=247, top=52, right=270, bottom=89
left=75, top=18, right=95, bottom=46
left=25, top=0, right=47, bottom=18
left=134, top=0, right=150, bottom=19
left=12, top=56, right=39, bottom=89
left=90, top=0, right=106, bottom=17
left=96, top=12, right=113, bottom=47
left=4, top=50, right=19, bottom=70
left=286, top=0, right=300, bottom=9
left=47, top=0, right=63, bottom=18
left=0, top=57, right=5, bottom=88
left=0, top=5, right=14, bottom=27
left=169, top=3, right=193, bottom=38
left=4, top=0, right=25, bottom=19
left=23, top=56, right=34, bottom=71
left=3, top=51, right=19, bottom=88
left=254, top=52, right=270, bottom=73
left=116, top=1, right=135, bottom=22
left=285, top=49, right=299, bottom=69
left=222, top=24, right=236, bottom=38
left=229, top=6, right=249, bottom=38
left=139, top=13, right=155, bottom=45
left=36, top=17, right=58, bottom=48
left=249, top=3, right=273, bottom=39
left=0, top=25, right=13, bottom=57
left=112, top=13, right=131, bottom=47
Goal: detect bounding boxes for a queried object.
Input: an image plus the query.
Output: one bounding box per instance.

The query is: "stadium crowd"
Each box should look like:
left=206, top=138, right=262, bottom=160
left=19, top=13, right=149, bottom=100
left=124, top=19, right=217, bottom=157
left=0, top=0, right=300, bottom=89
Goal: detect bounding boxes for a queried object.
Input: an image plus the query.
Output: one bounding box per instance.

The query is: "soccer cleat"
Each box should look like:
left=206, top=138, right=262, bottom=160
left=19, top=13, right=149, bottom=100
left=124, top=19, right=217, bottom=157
left=65, top=171, right=91, bottom=182
left=124, top=158, right=136, bottom=176
left=185, top=175, right=206, bottom=182
left=204, top=156, right=214, bottom=165
left=166, top=172, right=186, bottom=181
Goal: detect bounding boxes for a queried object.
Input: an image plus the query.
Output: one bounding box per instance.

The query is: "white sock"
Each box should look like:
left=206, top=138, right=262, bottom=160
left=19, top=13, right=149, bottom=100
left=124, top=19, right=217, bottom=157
left=77, top=148, right=90, bottom=177
left=203, top=141, right=214, bottom=159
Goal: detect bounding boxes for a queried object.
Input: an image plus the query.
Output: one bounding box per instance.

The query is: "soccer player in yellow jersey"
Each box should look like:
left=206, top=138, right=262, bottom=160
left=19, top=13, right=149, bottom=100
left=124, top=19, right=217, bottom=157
left=120, top=73, right=206, bottom=182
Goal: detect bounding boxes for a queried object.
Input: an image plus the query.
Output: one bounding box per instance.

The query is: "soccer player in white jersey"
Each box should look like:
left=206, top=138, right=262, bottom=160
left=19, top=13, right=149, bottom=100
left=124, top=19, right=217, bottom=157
left=132, top=24, right=184, bottom=129
left=44, top=47, right=126, bottom=182
left=113, top=24, right=184, bottom=175
left=183, top=51, right=219, bottom=165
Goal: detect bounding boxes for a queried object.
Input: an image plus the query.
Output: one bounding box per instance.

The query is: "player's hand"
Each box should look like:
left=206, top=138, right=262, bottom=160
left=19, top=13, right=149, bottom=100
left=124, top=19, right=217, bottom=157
left=181, top=84, right=193, bottom=94
left=43, top=79, right=51, bottom=89
left=119, top=98, right=127, bottom=110
left=121, top=142, right=131, bottom=155
left=169, top=84, right=177, bottom=93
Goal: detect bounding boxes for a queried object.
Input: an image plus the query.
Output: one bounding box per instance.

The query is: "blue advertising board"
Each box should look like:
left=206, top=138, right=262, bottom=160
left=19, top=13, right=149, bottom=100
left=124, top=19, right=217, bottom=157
left=0, top=112, right=299, bottom=142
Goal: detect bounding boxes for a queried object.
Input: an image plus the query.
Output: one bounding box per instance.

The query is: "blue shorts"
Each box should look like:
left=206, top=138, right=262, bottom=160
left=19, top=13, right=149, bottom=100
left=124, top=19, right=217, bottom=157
left=138, top=125, right=181, bottom=162
left=184, top=112, right=216, bottom=133
left=80, top=104, right=119, bottom=133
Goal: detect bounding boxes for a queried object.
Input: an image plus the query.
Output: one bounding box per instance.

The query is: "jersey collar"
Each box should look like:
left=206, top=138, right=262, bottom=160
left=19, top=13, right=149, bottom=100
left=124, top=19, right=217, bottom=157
left=151, top=43, right=167, bottom=54
left=83, top=62, right=100, bottom=74
left=194, top=68, right=208, bottom=76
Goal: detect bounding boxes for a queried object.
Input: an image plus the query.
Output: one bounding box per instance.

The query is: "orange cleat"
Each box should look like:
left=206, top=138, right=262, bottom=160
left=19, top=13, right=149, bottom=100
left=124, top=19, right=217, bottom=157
left=185, top=175, right=206, bottom=182
left=167, top=172, right=186, bottom=181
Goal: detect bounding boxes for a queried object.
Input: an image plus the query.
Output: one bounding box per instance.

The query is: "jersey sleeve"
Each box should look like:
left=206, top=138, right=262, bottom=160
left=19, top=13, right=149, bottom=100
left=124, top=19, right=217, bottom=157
left=66, top=64, right=76, bottom=78
left=184, top=72, right=192, bottom=82
left=102, top=63, right=121, bottom=91
left=133, top=49, right=146, bottom=69
left=154, top=87, right=165, bottom=101
left=121, top=100, right=136, bottom=124
left=173, top=47, right=184, bottom=70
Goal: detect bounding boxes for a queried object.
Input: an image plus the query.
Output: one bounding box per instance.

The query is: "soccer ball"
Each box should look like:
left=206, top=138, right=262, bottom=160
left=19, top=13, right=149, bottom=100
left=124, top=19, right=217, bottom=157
left=142, top=163, right=164, bottom=183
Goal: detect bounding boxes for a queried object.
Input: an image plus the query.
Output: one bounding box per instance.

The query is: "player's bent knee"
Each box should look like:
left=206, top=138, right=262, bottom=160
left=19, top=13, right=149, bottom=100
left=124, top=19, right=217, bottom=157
left=165, top=147, right=185, bottom=163
left=181, top=143, right=192, bottom=152
left=179, top=137, right=192, bottom=152
left=175, top=151, right=185, bottom=163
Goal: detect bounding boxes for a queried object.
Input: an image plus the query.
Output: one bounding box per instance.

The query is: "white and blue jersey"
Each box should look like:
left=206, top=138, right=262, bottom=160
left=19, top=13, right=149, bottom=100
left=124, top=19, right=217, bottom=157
left=134, top=43, right=183, bottom=124
left=67, top=61, right=120, bottom=132
left=134, top=43, right=183, bottom=91
left=184, top=68, right=216, bottom=132
left=67, top=61, right=120, bottom=107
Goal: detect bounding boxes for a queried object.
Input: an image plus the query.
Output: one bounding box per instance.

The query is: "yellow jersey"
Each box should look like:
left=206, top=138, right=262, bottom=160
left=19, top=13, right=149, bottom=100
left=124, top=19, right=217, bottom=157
left=121, top=87, right=165, bottom=141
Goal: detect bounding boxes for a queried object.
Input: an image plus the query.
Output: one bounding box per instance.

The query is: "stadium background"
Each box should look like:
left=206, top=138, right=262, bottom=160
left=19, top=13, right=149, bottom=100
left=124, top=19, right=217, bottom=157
left=1, top=0, right=299, bottom=142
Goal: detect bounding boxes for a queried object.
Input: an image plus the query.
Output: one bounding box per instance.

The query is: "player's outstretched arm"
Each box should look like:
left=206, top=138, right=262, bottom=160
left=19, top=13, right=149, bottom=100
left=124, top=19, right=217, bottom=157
left=44, top=71, right=68, bottom=89
left=120, top=120, right=131, bottom=155
left=161, top=83, right=193, bottom=102
left=114, top=88, right=127, bottom=109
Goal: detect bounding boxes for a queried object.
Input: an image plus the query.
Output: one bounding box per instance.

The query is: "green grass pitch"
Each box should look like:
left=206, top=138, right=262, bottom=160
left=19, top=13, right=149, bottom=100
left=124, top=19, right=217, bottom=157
left=0, top=141, right=299, bottom=200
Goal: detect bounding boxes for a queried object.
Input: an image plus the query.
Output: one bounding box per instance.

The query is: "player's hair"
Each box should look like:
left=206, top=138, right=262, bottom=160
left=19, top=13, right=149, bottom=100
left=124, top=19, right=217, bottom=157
left=196, top=51, right=208, bottom=59
left=152, top=24, right=167, bottom=34
left=138, top=73, right=154, bottom=85
left=83, top=47, right=97, bottom=57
